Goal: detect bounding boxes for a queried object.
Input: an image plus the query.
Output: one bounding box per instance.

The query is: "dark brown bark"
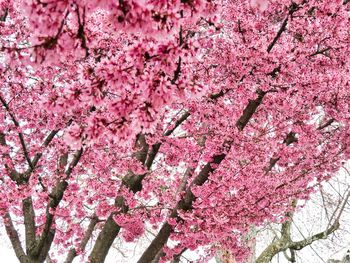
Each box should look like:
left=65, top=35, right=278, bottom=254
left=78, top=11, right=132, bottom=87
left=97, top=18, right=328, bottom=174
left=89, top=215, right=121, bottom=263
left=236, top=89, right=266, bottom=131
left=3, top=213, right=27, bottom=263
left=138, top=223, right=173, bottom=263
left=23, top=197, right=36, bottom=255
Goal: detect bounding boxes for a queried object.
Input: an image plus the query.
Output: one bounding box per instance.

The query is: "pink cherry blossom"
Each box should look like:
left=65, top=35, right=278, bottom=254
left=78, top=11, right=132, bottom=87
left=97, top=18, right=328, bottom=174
left=0, top=0, right=350, bottom=262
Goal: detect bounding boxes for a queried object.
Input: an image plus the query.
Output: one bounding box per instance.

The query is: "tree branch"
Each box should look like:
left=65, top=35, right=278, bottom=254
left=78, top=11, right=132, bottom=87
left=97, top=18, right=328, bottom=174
left=89, top=133, right=151, bottom=262
left=139, top=93, right=334, bottom=262
left=164, top=111, right=190, bottom=137
left=280, top=201, right=297, bottom=240
left=93, top=86, right=266, bottom=262
left=0, top=7, right=8, bottom=21
left=317, top=118, right=334, bottom=130
left=0, top=94, right=33, bottom=170
left=22, top=197, right=36, bottom=255
left=256, top=190, right=350, bottom=263
left=29, top=149, right=83, bottom=259
left=267, top=3, right=299, bottom=53
left=265, top=117, right=334, bottom=174
left=236, top=89, right=266, bottom=131
left=145, top=111, right=190, bottom=170
left=29, top=129, right=59, bottom=173
left=3, top=213, right=27, bottom=263
left=88, top=214, right=122, bottom=263
left=289, top=221, right=339, bottom=251
left=0, top=131, right=23, bottom=183
left=64, top=215, right=98, bottom=263
left=133, top=134, right=149, bottom=165
left=138, top=90, right=266, bottom=262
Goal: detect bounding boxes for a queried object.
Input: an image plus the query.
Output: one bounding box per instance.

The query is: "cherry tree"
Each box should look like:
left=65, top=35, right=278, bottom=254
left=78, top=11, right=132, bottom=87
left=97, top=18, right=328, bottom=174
left=0, top=0, right=350, bottom=262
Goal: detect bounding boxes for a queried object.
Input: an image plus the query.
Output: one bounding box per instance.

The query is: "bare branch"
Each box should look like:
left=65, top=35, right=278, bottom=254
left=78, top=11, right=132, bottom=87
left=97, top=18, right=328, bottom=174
left=309, top=47, right=331, bottom=58
left=256, top=189, right=350, bottom=263
left=289, top=222, right=339, bottom=251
